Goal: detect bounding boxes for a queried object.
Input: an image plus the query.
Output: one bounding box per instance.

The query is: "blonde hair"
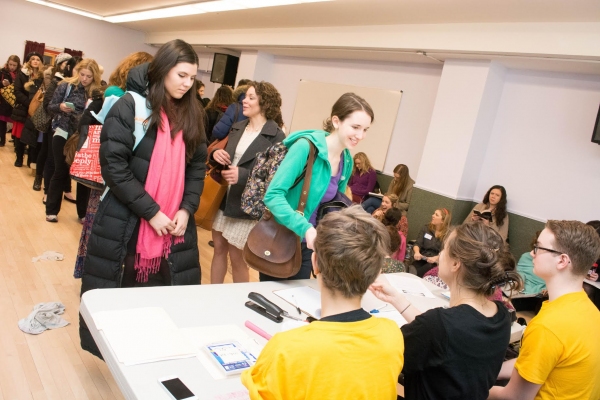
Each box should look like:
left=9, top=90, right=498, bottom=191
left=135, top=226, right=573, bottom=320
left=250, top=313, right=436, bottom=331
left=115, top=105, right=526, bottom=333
left=63, top=58, right=102, bottom=97
left=108, top=52, right=154, bottom=90
left=383, top=193, right=399, bottom=208
left=353, top=152, right=373, bottom=175
left=429, top=208, right=452, bottom=240
left=23, top=58, right=42, bottom=80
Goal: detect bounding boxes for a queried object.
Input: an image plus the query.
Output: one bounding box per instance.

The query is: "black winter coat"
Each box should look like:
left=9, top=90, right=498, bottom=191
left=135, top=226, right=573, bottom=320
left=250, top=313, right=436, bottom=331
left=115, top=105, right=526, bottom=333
left=210, top=118, right=285, bottom=220
left=0, top=68, right=15, bottom=117
left=79, top=64, right=207, bottom=357
left=11, top=69, right=42, bottom=123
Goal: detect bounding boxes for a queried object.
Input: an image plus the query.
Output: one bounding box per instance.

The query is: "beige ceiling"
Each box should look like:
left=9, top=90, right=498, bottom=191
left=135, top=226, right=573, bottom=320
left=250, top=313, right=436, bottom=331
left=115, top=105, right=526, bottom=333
left=54, top=0, right=600, bottom=31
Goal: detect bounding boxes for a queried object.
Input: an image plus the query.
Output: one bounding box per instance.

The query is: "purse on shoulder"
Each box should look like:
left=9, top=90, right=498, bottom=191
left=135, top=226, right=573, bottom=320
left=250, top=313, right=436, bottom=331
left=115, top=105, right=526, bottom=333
left=194, top=166, right=228, bottom=231
left=243, top=141, right=316, bottom=278
left=316, top=191, right=353, bottom=223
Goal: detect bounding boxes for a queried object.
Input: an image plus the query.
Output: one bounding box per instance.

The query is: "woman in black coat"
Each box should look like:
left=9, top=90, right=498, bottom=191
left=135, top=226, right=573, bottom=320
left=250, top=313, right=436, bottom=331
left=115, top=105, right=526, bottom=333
left=79, top=40, right=207, bottom=359
left=0, top=55, right=20, bottom=147
left=11, top=52, right=43, bottom=166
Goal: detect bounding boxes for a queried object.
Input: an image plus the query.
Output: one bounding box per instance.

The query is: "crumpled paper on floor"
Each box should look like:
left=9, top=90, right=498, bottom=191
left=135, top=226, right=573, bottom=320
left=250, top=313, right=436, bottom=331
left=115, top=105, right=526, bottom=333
left=32, top=251, right=64, bottom=262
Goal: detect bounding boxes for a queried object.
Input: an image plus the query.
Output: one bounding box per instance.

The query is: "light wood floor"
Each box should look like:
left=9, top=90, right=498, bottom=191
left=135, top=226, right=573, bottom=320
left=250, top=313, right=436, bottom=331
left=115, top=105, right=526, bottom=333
left=0, top=142, right=256, bottom=399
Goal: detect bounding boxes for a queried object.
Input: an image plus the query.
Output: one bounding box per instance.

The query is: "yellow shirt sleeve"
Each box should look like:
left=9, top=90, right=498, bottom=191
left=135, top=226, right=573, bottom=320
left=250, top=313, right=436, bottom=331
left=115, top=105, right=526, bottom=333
left=515, top=322, right=563, bottom=385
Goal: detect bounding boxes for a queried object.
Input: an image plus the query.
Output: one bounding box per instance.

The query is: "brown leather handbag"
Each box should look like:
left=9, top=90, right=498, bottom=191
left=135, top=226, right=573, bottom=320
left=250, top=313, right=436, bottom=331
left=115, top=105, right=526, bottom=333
left=243, top=141, right=316, bottom=278
left=194, top=166, right=228, bottom=230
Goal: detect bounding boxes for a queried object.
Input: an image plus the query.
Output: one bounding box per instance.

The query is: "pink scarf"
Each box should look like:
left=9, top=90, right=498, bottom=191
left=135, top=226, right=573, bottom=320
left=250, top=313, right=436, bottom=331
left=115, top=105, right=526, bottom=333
left=135, top=109, right=186, bottom=282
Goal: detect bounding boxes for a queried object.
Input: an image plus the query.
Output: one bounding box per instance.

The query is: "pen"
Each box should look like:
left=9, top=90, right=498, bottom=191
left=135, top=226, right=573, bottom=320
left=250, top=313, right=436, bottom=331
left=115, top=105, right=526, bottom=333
left=245, top=320, right=272, bottom=340
left=291, top=294, right=301, bottom=315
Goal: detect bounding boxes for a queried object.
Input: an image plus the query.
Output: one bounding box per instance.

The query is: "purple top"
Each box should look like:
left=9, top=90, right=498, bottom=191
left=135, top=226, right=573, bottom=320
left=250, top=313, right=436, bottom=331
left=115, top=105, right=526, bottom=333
left=308, top=153, right=345, bottom=227
left=348, top=168, right=377, bottom=198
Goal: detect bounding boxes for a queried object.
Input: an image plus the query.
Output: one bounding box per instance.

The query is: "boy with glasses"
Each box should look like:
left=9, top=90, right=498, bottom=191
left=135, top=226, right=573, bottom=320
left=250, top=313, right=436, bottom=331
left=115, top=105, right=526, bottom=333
left=488, top=220, right=600, bottom=400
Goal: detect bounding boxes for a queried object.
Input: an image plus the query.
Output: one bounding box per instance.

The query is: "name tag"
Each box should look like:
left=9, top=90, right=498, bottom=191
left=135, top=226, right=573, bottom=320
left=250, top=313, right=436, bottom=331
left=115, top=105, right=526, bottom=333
left=424, top=233, right=433, bottom=240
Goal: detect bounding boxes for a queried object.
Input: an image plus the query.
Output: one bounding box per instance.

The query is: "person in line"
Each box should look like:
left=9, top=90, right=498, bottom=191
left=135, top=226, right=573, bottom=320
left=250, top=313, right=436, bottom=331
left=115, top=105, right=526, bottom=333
left=371, top=222, right=523, bottom=400
left=80, top=39, right=207, bottom=359
left=488, top=220, right=600, bottom=400
left=73, top=51, right=154, bottom=279
left=348, top=151, right=377, bottom=203
left=242, top=206, right=404, bottom=399
left=465, top=185, right=509, bottom=242
left=210, top=81, right=286, bottom=283
left=261, top=92, right=374, bottom=280
left=196, top=80, right=208, bottom=108
left=412, top=207, right=451, bottom=277
left=11, top=52, right=43, bottom=167
left=204, top=85, right=234, bottom=143
left=0, top=55, right=20, bottom=147
left=45, top=59, right=102, bottom=223
left=37, top=55, right=77, bottom=198
left=212, top=79, right=251, bottom=140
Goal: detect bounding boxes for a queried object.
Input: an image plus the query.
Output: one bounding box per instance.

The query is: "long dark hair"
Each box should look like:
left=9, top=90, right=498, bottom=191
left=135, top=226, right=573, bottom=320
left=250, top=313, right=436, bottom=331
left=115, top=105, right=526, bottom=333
left=483, top=185, right=507, bottom=227
left=147, top=39, right=206, bottom=162
left=389, top=164, right=410, bottom=196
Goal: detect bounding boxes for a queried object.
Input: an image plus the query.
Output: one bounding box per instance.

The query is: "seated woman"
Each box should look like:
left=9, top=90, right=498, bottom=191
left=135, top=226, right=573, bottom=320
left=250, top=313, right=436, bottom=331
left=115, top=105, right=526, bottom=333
left=370, top=222, right=523, bottom=400
left=382, top=207, right=407, bottom=261
left=464, top=185, right=509, bottom=242
left=362, top=163, right=414, bottom=215
left=348, top=152, right=377, bottom=203
left=372, top=193, right=398, bottom=221
left=412, top=208, right=451, bottom=277
left=382, top=225, right=406, bottom=274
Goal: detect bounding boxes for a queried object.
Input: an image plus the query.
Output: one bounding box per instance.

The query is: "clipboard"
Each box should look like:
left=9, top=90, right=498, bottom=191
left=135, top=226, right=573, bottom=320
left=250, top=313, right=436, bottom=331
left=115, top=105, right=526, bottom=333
left=273, top=286, right=322, bottom=319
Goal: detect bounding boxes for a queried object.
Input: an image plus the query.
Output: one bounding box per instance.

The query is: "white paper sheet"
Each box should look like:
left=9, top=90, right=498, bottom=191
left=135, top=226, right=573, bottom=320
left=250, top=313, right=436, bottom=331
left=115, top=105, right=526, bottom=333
left=273, top=286, right=322, bottom=318
left=372, top=310, right=408, bottom=328
left=92, top=307, right=197, bottom=366
left=384, top=275, right=436, bottom=299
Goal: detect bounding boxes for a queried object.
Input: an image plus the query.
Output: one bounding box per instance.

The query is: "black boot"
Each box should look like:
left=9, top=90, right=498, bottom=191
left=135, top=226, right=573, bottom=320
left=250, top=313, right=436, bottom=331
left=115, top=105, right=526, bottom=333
left=33, top=175, right=42, bottom=191
left=14, top=138, right=24, bottom=167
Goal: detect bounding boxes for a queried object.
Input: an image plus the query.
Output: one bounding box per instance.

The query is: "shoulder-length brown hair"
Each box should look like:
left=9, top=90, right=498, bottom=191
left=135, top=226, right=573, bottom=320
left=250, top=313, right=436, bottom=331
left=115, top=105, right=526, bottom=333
left=389, top=164, right=411, bottom=196
left=247, top=81, right=284, bottom=128
left=429, top=207, right=452, bottom=240
left=146, top=39, right=206, bottom=162
left=206, top=85, right=234, bottom=111
left=109, top=52, right=154, bottom=90
left=3, top=55, right=21, bottom=71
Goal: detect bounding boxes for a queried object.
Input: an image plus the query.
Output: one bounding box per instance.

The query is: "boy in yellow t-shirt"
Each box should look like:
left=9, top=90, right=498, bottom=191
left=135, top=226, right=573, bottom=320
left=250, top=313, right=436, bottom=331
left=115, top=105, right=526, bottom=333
left=241, top=206, right=404, bottom=399
left=488, top=220, right=600, bottom=400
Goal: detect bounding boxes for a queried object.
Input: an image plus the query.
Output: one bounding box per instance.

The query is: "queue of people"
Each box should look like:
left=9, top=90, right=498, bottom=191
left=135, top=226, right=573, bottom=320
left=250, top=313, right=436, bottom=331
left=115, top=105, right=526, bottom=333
left=2, top=38, right=599, bottom=400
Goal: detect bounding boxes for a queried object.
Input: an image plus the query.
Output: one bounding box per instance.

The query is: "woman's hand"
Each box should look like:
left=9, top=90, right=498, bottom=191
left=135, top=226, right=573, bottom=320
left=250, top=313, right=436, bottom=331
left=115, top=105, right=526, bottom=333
left=369, top=276, right=405, bottom=308
left=428, top=255, right=439, bottom=264
left=59, top=103, right=73, bottom=113
left=305, top=227, right=317, bottom=250
left=213, top=149, right=231, bottom=166
left=221, top=166, right=239, bottom=185
left=2, top=79, right=9, bottom=87
left=413, top=252, right=423, bottom=261
left=372, top=209, right=383, bottom=219
left=149, top=211, right=176, bottom=237
left=589, top=271, right=599, bottom=282
left=170, top=209, right=189, bottom=237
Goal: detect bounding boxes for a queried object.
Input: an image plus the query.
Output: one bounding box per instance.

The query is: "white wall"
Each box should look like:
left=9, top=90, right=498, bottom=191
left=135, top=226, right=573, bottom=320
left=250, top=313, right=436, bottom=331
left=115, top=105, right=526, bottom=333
left=475, top=69, right=600, bottom=222
left=266, top=56, right=442, bottom=176
left=3, top=0, right=154, bottom=82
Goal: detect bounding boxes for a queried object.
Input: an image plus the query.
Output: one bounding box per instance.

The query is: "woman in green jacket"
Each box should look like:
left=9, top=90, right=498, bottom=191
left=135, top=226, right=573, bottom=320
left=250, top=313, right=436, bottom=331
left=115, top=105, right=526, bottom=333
left=261, top=93, right=374, bottom=280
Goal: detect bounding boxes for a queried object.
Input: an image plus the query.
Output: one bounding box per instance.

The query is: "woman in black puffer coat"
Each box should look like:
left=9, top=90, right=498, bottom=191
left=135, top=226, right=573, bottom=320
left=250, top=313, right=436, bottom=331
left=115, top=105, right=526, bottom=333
left=11, top=52, right=43, bottom=167
left=79, top=40, right=207, bottom=359
left=0, top=55, right=20, bottom=147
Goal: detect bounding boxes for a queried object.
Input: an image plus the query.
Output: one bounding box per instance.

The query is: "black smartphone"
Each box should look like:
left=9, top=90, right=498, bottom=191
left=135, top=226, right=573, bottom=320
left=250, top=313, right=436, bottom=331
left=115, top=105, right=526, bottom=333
left=158, top=376, right=197, bottom=400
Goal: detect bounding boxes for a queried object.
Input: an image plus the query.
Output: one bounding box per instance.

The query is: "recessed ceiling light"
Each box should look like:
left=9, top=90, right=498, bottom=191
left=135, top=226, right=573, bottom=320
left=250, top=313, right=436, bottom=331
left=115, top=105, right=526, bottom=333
left=26, top=0, right=104, bottom=20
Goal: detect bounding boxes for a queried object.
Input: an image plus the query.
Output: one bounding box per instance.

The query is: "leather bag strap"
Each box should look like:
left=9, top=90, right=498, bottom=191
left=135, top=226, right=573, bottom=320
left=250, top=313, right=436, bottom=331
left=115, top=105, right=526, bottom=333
left=296, top=139, right=316, bottom=215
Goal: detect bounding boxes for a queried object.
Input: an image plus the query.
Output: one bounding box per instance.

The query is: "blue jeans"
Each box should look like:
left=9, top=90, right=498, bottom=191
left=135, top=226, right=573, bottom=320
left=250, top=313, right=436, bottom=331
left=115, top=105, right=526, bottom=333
left=362, top=196, right=382, bottom=214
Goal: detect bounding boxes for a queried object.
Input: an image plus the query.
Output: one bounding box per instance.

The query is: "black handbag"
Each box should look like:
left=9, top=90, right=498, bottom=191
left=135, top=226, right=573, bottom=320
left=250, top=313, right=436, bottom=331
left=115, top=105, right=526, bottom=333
left=316, top=191, right=353, bottom=223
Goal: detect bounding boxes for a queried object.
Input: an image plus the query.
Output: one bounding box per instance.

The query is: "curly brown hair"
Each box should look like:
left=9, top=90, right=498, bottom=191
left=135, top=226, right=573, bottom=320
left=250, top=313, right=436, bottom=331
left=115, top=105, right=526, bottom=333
left=248, top=81, right=284, bottom=127
left=108, top=52, right=154, bottom=90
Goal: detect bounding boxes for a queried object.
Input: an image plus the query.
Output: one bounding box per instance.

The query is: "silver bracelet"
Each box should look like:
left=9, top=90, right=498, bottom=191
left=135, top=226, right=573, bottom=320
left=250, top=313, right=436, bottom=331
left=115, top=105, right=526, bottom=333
left=400, top=303, right=411, bottom=314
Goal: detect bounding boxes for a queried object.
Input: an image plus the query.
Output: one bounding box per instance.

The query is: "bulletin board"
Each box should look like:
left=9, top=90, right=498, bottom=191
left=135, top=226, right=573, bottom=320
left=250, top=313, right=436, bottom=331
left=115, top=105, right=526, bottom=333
left=289, top=80, right=402, bottom=171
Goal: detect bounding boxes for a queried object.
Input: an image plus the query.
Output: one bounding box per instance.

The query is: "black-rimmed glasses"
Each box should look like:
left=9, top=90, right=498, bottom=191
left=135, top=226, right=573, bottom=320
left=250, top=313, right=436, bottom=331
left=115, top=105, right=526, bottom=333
left=533, top=245, right=563, bottom=256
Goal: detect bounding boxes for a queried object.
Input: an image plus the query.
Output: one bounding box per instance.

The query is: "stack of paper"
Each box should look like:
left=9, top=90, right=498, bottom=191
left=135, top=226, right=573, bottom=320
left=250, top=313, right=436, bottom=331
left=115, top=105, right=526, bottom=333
left=384, top=275, right=436, bottom=298
left=92, top=307, right=197, bottom=365
left=273, top=286, right=322, bottom=318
